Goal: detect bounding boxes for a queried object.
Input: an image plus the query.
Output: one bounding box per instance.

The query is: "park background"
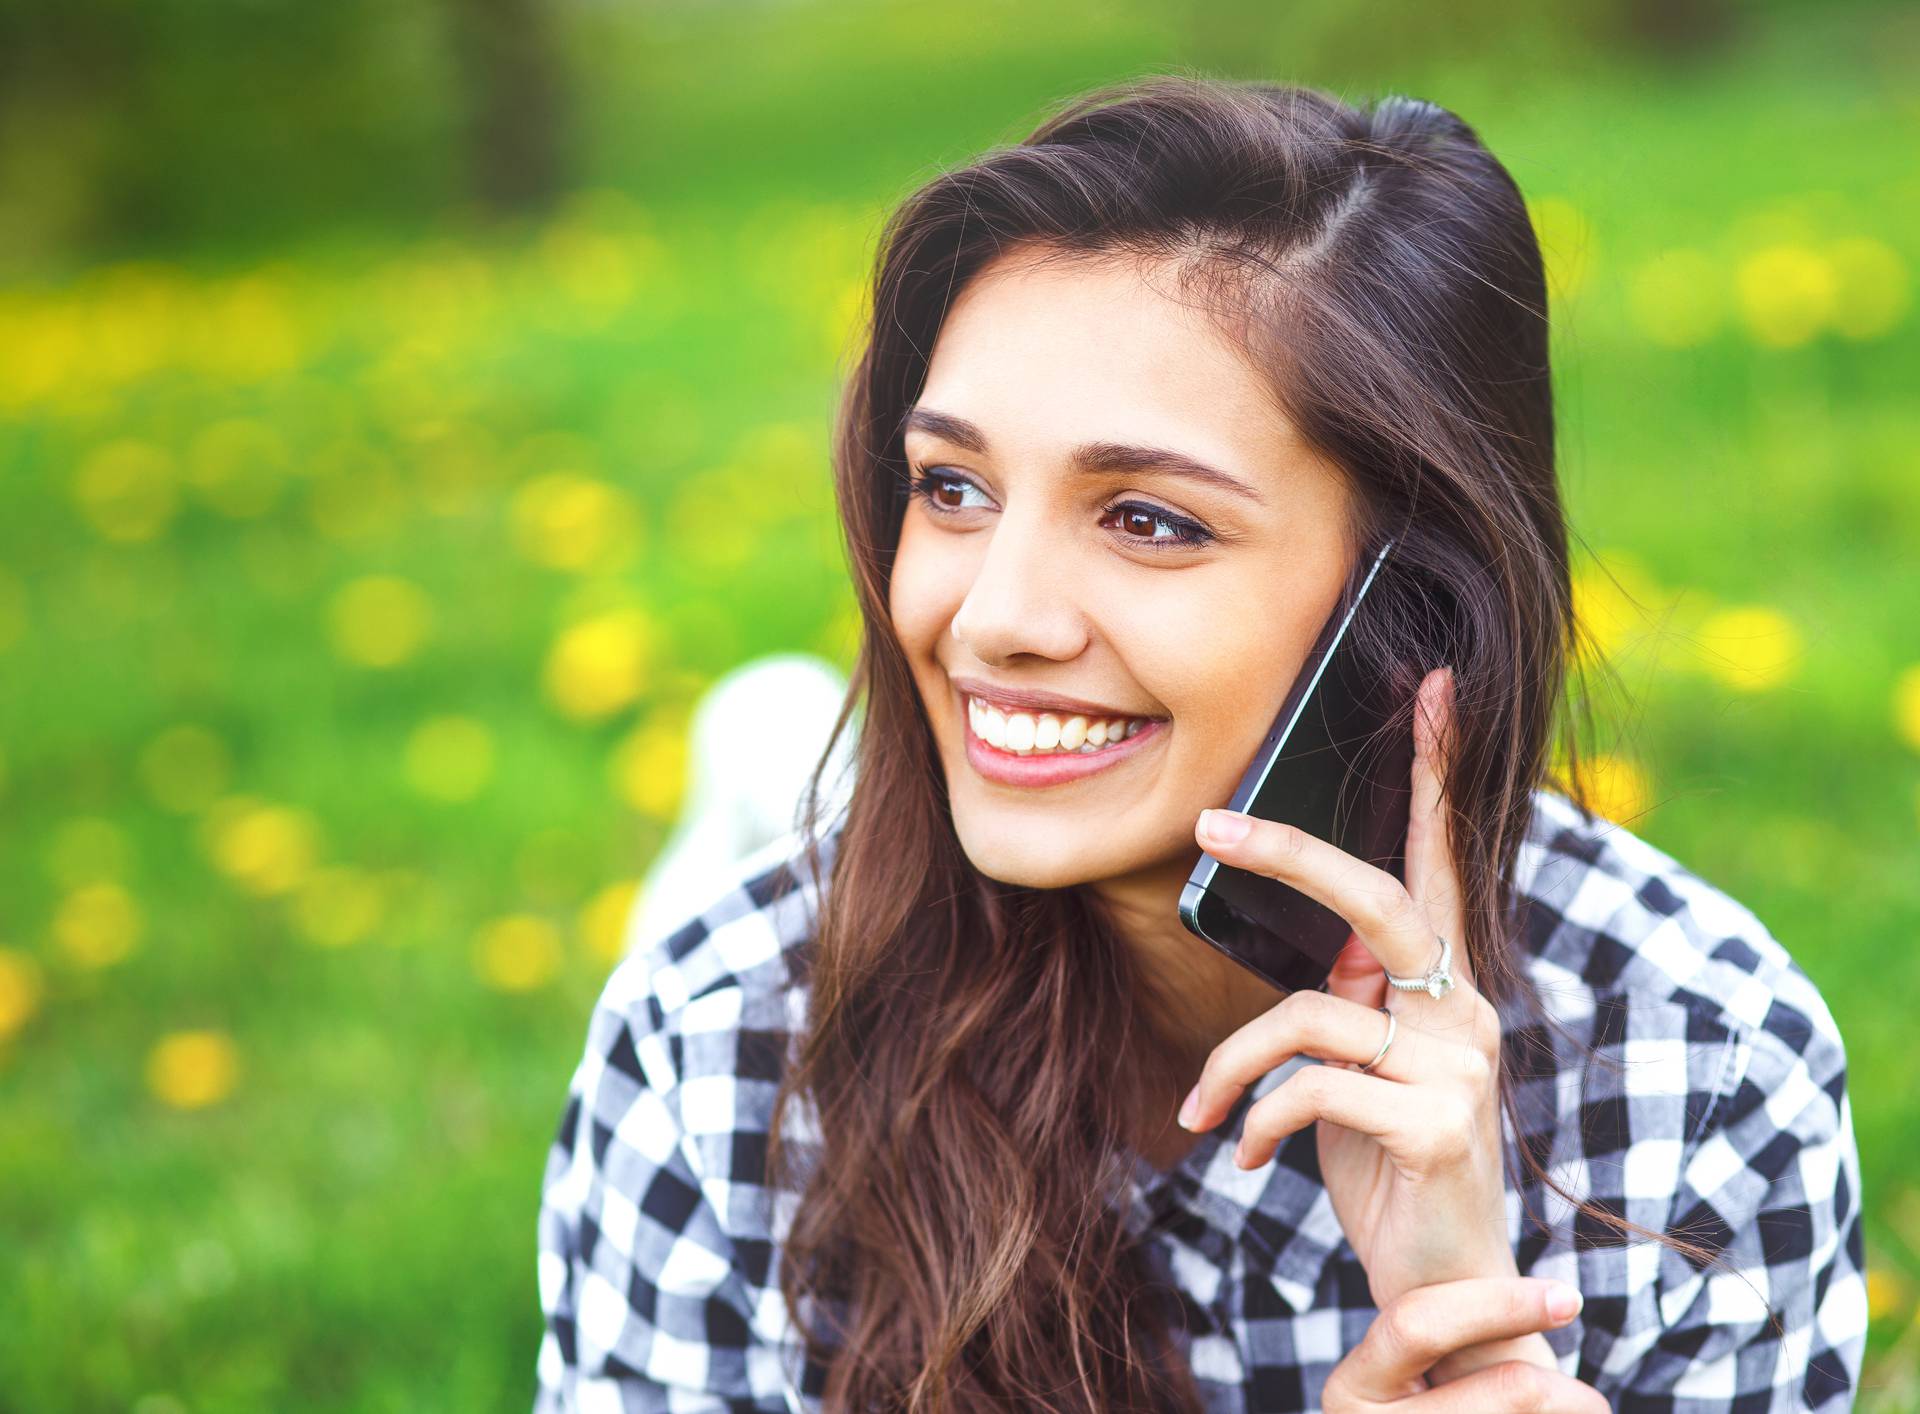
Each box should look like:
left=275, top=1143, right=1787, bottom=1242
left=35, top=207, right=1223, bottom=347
left=1, top=0, right=1915, bottom=1407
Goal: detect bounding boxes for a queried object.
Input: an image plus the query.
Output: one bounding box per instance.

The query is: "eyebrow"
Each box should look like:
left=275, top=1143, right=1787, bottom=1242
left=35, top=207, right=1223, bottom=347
left=903, top=406, right=1267, bottom=507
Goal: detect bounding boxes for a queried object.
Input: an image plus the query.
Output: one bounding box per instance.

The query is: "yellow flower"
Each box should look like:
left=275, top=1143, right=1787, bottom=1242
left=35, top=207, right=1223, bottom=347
left=1894, top=665, right=1920, bottom=753
left=1568, top=752, right=1651, bottom=826
left=327, top=575, right=433, bottom=668
left=1827, top=236, right=1908, bottom=340
left=473, top=915, right=563, bottom=992
left=578, top=881, right=641, bottom=963
left=146, top=1029, right=239, bottom=1109
left=1736, top=244, right=1835, bottom=348
left=201, top=797, right=321, bottom=896
left=195, top=272, right=304, bottom=383
left=45, top=817, right=131, bottom=887
left=1626, top=249, right=1724, bottom=348
left=72, top=439, right=178, bottom=543
left=291, top=867, right=385, bottom=947
left=187, top=419, right=290, bottom=519
left=509, top=473, right=642, bottom=574
left=1867, top=1266, right=1907, bottom=1323
left=1569, top=549, right=1665, bottom=669
left=403, top=716, right=495, bottom=802
left=1692, top=606, right=1802, bottom=691
left=0, top=948, right=46, bottom=1040
left=138, top=724, right=233, bottom=813
left=543, top=608, right=655, bottom=721
left=1528, top=197, right=1596, bottom=303
left=610, top=714, right=690, bottom=819
left=53, top=882, right=144, bottom=968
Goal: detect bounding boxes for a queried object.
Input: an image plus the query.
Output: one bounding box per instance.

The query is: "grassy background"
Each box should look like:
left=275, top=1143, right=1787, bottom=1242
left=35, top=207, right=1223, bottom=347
left=1, top=0, right=1917, bottom=1408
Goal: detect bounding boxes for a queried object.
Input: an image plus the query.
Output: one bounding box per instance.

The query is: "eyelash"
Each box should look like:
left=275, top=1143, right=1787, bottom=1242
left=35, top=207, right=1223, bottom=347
left=903, top=466, right=1218, bottom=552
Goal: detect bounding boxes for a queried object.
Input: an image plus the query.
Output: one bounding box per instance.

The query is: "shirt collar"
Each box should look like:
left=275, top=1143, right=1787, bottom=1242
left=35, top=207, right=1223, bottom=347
left=1124, top=1053, right=1347, bottom=1314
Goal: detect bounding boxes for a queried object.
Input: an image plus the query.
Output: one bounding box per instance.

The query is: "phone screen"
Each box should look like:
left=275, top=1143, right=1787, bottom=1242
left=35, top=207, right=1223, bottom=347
left=1177, top=537, right=1414, bottom=995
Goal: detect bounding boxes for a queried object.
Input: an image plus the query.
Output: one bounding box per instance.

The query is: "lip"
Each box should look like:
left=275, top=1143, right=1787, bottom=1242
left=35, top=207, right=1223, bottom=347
left=956, top=683, right=1167, bottom=788
left=948, top=673, right=1164, bottom=723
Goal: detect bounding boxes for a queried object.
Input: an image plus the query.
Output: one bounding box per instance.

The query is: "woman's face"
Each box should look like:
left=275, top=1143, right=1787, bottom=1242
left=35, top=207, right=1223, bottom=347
left=889, top=246, right=1358, bottom=893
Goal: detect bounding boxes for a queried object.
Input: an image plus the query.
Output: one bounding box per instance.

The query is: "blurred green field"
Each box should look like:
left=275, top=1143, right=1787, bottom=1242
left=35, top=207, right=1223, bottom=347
left=1, top=1, right=1917, bottom=1409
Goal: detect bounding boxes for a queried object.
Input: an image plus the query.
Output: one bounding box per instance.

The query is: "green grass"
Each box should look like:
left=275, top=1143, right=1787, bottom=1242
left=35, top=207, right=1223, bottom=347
left=1, top=3, right=1917, bottom=1408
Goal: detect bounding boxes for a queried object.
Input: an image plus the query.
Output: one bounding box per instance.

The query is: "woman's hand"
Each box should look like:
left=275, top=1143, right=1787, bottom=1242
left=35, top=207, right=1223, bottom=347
left=1184, top=668, right=1525, bottom=1348
left=1323, top=1275, right=1604, bottom=1412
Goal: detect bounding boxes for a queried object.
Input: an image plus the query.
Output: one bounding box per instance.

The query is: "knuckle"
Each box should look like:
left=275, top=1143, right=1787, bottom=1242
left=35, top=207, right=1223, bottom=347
left=1415, top=1096, right=1474, bottom=1166
left=1492, top=1360, right=1546, bottom=1411
left=1454, top=1043, right=1494, bottom=1091
left=1361, top=886, right=1419, bottom=933
left=1378, top=1298, right=1430, bottom=1365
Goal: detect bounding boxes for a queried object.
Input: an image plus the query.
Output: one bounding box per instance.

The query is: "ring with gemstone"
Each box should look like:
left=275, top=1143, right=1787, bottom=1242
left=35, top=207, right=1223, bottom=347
left=1384, top=935, right=1455, bottom=1000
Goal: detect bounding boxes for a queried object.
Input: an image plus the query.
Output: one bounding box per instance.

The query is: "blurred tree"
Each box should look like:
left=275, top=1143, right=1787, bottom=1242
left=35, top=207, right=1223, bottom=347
left=444, top=0, right=568, bottom=217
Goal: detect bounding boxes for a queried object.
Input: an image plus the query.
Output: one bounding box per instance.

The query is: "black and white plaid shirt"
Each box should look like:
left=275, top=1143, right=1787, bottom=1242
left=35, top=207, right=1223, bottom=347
left=533, top=787, right=1867, bottom=1411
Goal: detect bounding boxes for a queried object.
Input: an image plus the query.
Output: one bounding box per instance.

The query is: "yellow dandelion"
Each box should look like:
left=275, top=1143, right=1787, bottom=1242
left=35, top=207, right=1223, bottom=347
left=1894, top=665, right=1920, bottom=752
left=610, top=714, right=690, bottom=819
left=1736, top=244, right=1836, bottom=348
left=1867, top=1266, right=1908, bottom=1323
left=1568, top=752, right=1652, bottom=825
left=0, top=565, right=26, bottom=652
left=46, top=816, right=131, bottom=887
left=197, top=272, right=303, bottom=383
left=290, top=866, right=385, bottom=947
left=1691, top=605, right=1803, bottom=691
left=146, top=1029, right=239, bottom=1109
left=1827, top=236, right=1909, bottom=341
left=53, top=881, right=144, bottom=968
left=0, top=947, right=46, bottom=1040
left=578, top=880, right=640, bottom=963
left=403, top=716, right=495, bottom=802
left=0, top=296, right=82, bottom=409
left=72, top=439, right=178, bottom=543
left=327, top=575, right=433, bottom=668
left=1625, top=249, right=1724, bottom=348
left=186, top=419, right=290, bottom=519
left=473, top=915, right=563, bottom=992
left=508, top=473, right=642, bottom=574
left=539, top=224, right=639, bottom=326
left=1569, top=549, right=1666, bottom=669
left=138, top=724, right=233, bottom=813
left=202, top=797, right=321, bottom=896
left=543, top=608, right=655, bottom=721
left=1529, top=197, right=1596, bottom=303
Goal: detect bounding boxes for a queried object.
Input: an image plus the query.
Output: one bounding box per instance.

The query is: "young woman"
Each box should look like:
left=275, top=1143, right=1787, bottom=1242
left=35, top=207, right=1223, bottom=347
left=533, top=78, right=1866, bottom=1412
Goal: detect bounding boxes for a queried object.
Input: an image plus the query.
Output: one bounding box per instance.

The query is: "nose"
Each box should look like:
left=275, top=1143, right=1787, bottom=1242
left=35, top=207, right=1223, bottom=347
left=948, top=505, right=1089, bottom=666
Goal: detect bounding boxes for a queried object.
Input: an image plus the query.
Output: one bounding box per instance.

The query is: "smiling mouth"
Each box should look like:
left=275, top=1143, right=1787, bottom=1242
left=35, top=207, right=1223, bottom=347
left=957, top=688, right=1168, bottom=787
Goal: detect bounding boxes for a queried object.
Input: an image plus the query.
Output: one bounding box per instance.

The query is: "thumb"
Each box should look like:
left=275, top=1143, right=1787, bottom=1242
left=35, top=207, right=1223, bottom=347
left=1324, top=930, right=1387, bottom=1010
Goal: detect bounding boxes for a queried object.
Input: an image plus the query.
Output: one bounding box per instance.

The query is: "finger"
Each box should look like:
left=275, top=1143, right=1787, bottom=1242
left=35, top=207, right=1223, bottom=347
left=1232, top=1060, right=1473, bottom=1171
left=1195, top=809, right=1437, bottom=987
left=1324, top=928, right=1388, bottom=1011
left=1182, top=989, right=1452, bottom=1131
left=1406, top=666, right=1476, bottom=996
left=1397, top=1363, right=1608, bottom=1413
left=1333, top=1277, right=1583, bottom=1406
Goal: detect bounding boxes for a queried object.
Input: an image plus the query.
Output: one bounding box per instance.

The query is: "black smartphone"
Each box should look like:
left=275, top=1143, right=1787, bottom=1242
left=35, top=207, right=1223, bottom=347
left=1177, top=536, right=1416, bottom=995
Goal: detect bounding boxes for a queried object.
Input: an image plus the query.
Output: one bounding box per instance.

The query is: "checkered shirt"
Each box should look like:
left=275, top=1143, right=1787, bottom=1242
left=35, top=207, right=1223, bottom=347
left=533, top=787, right=1867, bottom=1411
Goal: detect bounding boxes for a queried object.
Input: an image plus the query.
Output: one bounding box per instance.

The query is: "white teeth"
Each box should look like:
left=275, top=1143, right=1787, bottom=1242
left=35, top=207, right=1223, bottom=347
left=967, top=696, right=1153, bottom=755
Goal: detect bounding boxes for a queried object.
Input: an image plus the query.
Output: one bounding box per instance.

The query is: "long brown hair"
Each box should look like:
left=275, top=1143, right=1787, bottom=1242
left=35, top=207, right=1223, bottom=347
left=767, top=75, right=1740, bottom=1412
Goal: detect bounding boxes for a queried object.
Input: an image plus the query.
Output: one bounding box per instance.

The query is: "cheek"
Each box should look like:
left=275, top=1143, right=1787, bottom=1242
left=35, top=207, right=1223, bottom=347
left=887, top=520, right=965, bottom=655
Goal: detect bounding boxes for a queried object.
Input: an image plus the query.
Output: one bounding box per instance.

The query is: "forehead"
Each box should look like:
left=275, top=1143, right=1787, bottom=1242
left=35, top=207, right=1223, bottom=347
left=914, top=247, right=1321, bottom=477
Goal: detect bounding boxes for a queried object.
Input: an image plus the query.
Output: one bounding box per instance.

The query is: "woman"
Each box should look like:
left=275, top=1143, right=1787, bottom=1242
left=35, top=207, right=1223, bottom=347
left=534, top=78, right=1865, bottom=1411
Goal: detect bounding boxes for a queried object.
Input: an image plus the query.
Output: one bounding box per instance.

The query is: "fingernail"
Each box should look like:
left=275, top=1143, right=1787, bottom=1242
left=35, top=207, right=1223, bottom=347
left=1177, top=1084, right=1200, bottom=1130
left=1547, top=1285, right=1583, bottom=1322
left=1201, top=809, right=1251, bottom=844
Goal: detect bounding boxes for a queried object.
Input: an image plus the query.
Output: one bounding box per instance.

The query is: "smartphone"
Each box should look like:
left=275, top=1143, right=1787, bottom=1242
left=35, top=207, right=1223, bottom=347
left=1178, top=536, right=1415, bottom=995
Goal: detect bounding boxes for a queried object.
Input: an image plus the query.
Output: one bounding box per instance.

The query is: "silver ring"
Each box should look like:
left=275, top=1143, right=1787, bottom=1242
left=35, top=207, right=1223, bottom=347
left=1384, top=934, right=1456, bottom=1000
left=1357, top=1005, right=1396, bottom=1074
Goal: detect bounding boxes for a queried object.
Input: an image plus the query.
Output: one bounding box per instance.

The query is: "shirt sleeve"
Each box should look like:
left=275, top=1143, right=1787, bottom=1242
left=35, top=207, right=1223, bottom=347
left=1607, top=976, right=1867, bottom=1412
left=533, top=950, right=794, bottom=1413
